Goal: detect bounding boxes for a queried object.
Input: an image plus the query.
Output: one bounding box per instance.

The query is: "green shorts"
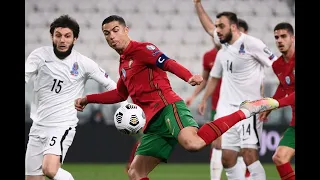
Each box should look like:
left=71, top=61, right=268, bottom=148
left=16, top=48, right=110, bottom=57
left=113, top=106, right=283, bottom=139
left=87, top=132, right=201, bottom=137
left=135, top=100, right=199, bottom=161
left=211, top=109, right=217, bottom=121
left=278, top=126, right=295, bottom=149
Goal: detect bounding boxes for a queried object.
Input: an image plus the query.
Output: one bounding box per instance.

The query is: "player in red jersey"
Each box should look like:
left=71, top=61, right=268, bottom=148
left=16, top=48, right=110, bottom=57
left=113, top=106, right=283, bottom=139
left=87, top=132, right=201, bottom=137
left=74, top=15, right=278, bottom=180
left=185, top=19, right=251, bottom=180
left=259, top=22, right=295, bottom=180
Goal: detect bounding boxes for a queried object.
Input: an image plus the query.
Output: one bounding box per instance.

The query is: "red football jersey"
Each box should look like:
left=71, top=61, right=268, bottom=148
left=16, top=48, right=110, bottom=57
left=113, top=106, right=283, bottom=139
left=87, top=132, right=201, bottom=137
left=118, top=41, right=193, bottom=131
left=202, top=48, right=221, bottom=110
left=272, top=53, right=295, bottom=126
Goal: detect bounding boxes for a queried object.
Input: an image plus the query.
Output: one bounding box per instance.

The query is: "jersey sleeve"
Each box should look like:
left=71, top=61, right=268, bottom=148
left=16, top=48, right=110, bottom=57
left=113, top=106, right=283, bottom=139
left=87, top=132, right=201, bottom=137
left=84, top=57, right=117, bottom=91
left=25, top=48, right=42, bottom=83
left=138, top=43, right=193, bottom=82
left=209, top=51, right=223, bottom=78
left=247, top=37, right=277, bottom=67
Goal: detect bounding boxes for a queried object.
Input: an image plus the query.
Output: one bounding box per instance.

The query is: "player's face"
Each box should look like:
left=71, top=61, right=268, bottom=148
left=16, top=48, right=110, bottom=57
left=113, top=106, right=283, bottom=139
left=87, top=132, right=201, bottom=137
left=52, top=27, right=76, bottom=52
left=102, top=21, right=129, bottom=51
left=215, top=16, right=235, bottom=44
left=274, top=29, right=294, bottom=53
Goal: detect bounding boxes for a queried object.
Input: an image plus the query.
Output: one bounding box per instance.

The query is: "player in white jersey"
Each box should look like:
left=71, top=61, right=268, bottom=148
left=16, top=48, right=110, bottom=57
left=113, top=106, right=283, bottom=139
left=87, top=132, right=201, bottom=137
left=25, top=15, right=125, bottom=180
left=194, top=1, right=277, bottom=180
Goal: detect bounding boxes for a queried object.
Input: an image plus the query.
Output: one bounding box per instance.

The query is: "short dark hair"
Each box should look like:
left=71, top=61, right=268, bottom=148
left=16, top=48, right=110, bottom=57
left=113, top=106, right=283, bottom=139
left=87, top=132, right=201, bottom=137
left=102, top=15, right=127, bottom=27
left=238, top=18, right=249, bottom=32
left=274, top=22, right=294, bottom=35
left=50, top=15, right=80, bottom=38
left=216, top=11, right=238, bottom=26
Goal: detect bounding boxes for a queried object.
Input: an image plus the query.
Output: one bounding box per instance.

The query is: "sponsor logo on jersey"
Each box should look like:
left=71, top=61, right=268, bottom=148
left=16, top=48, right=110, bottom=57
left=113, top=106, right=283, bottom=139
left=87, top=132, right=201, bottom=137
left=70, top=62, right=79, bottom=76
left=99, top=67, right=109, bottom=78
left=239, top=43, right=245, bottom=54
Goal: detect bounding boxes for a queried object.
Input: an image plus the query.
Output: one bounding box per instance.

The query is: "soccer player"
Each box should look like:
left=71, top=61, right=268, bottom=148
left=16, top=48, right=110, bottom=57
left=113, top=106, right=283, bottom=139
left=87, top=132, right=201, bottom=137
left=194, top=0, right=277, bottom=179
left=74, top=15, right=279, bottom=180
left=259, top=22, right=295, bottom=180
left=185, top=19, right=250, bottom=180
left=25, top=15, right=125, bottom=180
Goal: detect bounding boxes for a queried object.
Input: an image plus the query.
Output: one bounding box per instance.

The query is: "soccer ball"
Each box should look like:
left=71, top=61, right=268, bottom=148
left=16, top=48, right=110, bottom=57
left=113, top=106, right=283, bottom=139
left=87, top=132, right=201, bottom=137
left=113, top=103, right=146, bottom=135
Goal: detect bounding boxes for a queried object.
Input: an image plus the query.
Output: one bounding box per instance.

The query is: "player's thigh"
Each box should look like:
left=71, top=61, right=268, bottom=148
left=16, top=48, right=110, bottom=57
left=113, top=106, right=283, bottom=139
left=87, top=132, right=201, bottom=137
left=25, top=127, right=46, bottom=176
left=239, top=114, right=262, bottom=150
left=135, top=117, right=178, bottom=162
left=43, top=127, right=76, bottom=164
left=163, top=100, right=199, bottom=138
left=129, top=155, right=162, bottom=178
left=278, top=126, right=295, bottom=149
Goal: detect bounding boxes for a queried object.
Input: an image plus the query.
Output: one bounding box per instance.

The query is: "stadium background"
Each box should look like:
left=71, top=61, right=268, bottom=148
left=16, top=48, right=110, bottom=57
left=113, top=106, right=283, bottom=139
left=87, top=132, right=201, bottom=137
left=25, top=0, right=295, bottom=179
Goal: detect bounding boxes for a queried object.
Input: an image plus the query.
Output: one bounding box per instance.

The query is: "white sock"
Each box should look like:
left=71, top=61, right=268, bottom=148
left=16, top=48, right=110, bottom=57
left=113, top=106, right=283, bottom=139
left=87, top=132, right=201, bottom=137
left=210, top=148, right=223, bottom=180
left=53, top=168, right=74, bottom=180
left=237, top=156, right=247, bottom=177
left=225, top=162, right=246, bottom=180
left=247, top=160, right=266, bottom=180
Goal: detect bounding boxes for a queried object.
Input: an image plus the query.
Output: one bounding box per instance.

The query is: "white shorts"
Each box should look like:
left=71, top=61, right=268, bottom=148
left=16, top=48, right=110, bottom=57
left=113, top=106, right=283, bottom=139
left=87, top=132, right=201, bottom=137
left=215, top=103, right=263, bottom=152
left=25, top=125, right=76, bottom=176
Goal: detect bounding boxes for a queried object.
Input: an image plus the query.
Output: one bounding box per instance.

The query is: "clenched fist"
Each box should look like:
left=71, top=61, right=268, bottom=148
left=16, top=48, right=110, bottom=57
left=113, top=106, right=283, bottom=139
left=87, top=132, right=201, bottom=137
left=74, top=97, right=88, bottom=112
left=188, top=74, right=203, bottom=86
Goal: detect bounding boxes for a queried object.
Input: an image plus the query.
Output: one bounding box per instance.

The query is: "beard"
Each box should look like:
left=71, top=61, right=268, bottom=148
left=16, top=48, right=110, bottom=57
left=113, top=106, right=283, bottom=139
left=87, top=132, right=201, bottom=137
left=219, top=29, right=233, bottom=44
left=53, top=43, right=74, bottom=59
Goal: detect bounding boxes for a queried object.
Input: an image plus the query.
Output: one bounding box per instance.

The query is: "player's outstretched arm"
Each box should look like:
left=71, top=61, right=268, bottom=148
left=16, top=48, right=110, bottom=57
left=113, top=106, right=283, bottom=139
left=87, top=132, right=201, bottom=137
left=194, top=0, right=215, bottom=37
left=25, top=48, right=41, bottom=84
left=185, top=69, right=209, bottom=106
left=198, top=77, right=219, bottom=115
left=75, top=78, right=129, bottom=111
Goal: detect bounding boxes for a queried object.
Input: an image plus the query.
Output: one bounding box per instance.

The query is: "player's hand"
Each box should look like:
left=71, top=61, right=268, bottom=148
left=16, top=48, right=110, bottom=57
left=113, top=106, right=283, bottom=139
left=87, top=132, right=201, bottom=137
left=188, top=75, right=203, bottom=86
left=198, top=100, right=207, bottom=115
left=259, top=110, right=272, bottom=121
left=74, top=97, right=88, bottom=112
left=185, top=96, right=195, bottom=106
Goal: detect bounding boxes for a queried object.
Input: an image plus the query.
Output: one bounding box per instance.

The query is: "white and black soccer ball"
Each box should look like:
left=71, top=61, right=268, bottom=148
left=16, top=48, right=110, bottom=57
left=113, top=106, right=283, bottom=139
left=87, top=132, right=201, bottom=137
left=113, top=103, right=146, bottom=135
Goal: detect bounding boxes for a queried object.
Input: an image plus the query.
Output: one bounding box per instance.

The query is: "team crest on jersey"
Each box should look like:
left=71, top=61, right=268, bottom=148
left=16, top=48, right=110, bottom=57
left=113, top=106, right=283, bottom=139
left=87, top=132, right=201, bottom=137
left=239, top=43, right=245, bottom=54
left=285, top=76, right=291, bottom=85
left=121, top=68, right=126, bottom=79
left=70, top=62, right=79, bottom=76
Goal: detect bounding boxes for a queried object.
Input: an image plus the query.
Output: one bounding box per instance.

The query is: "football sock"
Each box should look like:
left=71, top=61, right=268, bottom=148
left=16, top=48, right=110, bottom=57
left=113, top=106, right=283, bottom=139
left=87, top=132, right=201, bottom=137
left=140, top=178, right=149, bottom=180
left=247, top=160, right=266, bottom=180
left=225, top=162, right=246, bottom=180
left=197, top=110, right=248, bottom=145
left=276, top=162, right=295, bottom=180
left=53, top=168, right=74, bottom=180
left=237, top=156, right=248, bottom=178
left=210, top=148, right=223, bottom=180
left=278, top=92, right=295, bottom=108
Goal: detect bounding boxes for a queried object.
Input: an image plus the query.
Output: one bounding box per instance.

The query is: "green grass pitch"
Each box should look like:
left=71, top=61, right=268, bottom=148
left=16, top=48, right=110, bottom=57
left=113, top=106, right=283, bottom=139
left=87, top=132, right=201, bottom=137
left=52, top=163, right=294, bottom=180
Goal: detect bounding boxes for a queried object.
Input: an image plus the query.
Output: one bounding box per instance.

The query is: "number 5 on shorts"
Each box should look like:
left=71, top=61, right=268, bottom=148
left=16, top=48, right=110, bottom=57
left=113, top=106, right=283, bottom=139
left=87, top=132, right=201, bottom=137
left=49, top=136, right=57, bottom=146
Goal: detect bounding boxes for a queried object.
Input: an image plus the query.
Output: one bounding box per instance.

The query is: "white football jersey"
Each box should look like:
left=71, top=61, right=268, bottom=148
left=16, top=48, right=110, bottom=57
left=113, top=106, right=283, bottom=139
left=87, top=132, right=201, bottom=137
left=210, top=33, right=277, bottom=105
left=25, top=46, right=118, bottom=127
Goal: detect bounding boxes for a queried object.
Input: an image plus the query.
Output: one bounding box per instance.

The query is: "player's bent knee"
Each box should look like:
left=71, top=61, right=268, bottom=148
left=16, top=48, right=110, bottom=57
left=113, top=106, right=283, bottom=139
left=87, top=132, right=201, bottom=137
left=178, top=127, right=205, bottom=152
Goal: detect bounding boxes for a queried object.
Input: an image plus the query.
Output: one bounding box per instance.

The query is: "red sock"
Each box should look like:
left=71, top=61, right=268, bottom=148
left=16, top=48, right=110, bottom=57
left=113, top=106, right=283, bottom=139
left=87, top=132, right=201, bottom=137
left=140, top=178, right=149, bottom=180
left=276, top=162, right=295, bottom=180
left=197, top=110, right=246, bottom=145
left=278, top=92, right=295, bottom=108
